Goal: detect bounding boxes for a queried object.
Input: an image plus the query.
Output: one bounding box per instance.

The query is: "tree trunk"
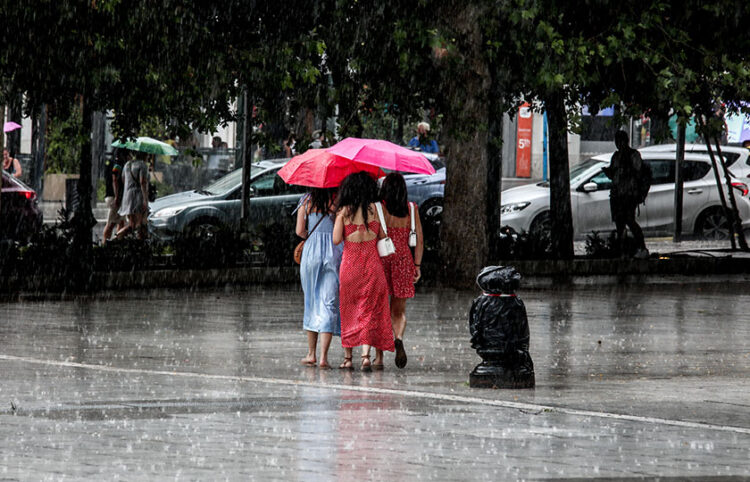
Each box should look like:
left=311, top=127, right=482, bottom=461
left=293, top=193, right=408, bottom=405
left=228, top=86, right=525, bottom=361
left=486, top=93, right=503, bottom=261
left=30, top=105, right=47, bottom=194
left=713, top=139, right=748, bottom=250
left=543, top=91, right=574, bottom=259
left=673, top=122, right=685, bottom=241
left=71, top=97, right=96, bottom=288
left=439, top=4, right=492, bottom=286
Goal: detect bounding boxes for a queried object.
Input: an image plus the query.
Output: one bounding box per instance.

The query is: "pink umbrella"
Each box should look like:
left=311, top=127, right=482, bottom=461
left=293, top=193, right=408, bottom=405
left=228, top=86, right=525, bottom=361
left=3, top=121, right=21, bottom=133
left=327, top=138, right=436, bottom=175
left=277, top=149, right=385, bottom=188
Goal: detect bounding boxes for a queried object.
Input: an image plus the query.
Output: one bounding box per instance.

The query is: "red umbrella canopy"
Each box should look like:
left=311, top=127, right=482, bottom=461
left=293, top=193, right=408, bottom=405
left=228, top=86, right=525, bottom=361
left=277, top=149, right=385, bottom=188
left=327, top=137, right=436, bottom=175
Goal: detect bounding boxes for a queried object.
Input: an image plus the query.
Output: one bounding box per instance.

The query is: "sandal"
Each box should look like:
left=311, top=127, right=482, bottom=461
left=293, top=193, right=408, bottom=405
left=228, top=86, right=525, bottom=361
left=338, top=357, right=353, bottom=370
left=360, top=354, right=372, bottom=372
left=394, top=338, right=407, bottom=369
left=301, top=358, right=316, bottom=367
left=372, top=362, right=384, bottom=371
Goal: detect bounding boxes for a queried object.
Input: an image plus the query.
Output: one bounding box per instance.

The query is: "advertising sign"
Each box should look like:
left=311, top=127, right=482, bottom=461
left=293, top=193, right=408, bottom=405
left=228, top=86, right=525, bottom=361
left=516, top=103, right=532, bottom=178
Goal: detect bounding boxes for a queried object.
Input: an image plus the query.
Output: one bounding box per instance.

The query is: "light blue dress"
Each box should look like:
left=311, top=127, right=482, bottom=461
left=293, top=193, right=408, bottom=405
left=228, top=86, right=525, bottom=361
left=300, top=212, right=343, bottom=335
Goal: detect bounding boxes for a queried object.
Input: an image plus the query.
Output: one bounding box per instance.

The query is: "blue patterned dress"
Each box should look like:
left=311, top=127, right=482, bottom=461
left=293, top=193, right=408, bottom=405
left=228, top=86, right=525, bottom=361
left=300, top=212, right=343, bottom=335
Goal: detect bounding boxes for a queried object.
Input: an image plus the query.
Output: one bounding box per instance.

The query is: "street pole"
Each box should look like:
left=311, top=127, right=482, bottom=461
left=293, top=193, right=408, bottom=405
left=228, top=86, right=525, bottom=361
left=673, top=122, right=685, bottom=242
left=240, top=86, right=251, bottom=224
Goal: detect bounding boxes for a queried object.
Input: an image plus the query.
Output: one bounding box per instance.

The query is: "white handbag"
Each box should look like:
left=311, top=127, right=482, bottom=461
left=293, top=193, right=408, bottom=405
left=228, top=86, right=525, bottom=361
left=375, top=202, right=396, bottom=257
left=408, top=202, right=417, bottom=248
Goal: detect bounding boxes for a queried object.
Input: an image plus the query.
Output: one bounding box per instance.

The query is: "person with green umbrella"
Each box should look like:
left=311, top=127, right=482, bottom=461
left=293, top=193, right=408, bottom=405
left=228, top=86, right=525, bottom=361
left=117, top=151, right=150, bottom=240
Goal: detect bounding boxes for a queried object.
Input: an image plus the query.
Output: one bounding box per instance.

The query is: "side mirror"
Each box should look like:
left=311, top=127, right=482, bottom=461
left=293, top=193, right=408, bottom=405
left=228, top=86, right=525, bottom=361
left=248, top=186, right=256, bottom=197
left=582, top=182, right=598, bottom=192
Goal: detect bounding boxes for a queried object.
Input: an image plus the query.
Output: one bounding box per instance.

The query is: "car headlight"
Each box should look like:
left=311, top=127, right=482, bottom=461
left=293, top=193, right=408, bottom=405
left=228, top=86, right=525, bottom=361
left=500, top=202, right=531, bottom=215
left=152, top=206, right=185, bottom=218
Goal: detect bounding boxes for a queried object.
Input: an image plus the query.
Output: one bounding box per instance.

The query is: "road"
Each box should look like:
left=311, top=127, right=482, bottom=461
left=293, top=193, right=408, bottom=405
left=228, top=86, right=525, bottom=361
left=1, top=284, right=749, bottom=479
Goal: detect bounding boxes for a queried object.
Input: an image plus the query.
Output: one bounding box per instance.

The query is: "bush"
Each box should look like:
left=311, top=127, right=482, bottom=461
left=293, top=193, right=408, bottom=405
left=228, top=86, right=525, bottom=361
left=584, top=230, right=640, bottom=258
left=496, top=226, right=552, bottom=260
left=172, top=227, right=248, bottom=269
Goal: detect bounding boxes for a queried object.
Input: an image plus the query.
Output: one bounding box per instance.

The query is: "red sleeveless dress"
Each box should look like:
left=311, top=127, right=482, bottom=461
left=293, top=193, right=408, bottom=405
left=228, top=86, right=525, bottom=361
left=380, top=226, right=415, bottom=298
left=339, top=221, right=395, bottom=351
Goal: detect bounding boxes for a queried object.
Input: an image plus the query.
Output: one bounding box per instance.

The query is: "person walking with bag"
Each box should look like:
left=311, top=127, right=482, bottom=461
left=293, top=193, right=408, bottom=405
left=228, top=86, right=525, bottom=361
left=373, top=173, right=424, bottom=369
left=602, top=130, right=649, bottom=258
left=117, top=152, right=150, bottom=240
left=295, top=187, right=343, bottom=369
left=332, top=172, right=394, bottom=371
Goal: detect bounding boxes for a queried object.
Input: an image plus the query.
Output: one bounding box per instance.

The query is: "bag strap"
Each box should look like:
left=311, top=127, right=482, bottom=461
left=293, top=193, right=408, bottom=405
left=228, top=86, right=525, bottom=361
left=375, top=202, right=388, bottom=237
left=305, top=212, right=328, bottom=239
left=409, top=202, right=415, bottom=232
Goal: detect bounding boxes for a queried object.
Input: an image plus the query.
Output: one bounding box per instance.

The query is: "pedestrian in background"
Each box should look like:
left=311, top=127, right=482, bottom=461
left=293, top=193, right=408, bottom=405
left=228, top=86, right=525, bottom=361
left=407, top=122, right=439, bottom=154
left=283, top=133, right=297, bottom=157
left=373, top=173, right=423, bottom=369
left=102, top=151, right=126, bottom=244
left=603, top=130, right=648, bottom=258
left=332, top=172, right=394, bottom=371
left=117, top=152, right=150, bottom=240
left=295, top=187, right=343, bottom=369
left=2, top=148, right=22, bottom=179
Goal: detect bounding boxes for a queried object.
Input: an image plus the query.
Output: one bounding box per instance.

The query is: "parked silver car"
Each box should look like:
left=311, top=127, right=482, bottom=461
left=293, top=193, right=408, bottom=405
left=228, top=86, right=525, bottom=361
left=149, top=159, right=306, bottom=240
left=501, top=151, right=750, bottom=240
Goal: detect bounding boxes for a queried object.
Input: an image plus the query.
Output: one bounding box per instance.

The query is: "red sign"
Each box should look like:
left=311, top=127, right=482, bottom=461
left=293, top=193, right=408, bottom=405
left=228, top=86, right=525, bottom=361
left=516, top=103, right=533, bottom=178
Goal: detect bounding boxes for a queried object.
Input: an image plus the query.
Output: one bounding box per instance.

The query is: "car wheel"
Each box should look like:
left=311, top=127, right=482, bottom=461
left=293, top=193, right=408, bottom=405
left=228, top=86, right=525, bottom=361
left=529, top=211, right=551, bottom=237
left=185, top=219, right=223, bottom=239
left=695, top=207, right=729, bottom=240
left=420, top=198, right=443, bottom=247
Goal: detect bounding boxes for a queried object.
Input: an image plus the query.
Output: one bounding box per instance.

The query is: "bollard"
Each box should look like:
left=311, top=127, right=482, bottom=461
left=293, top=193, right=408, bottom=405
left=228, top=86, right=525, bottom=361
left=469, top=266, right=535, bottom=389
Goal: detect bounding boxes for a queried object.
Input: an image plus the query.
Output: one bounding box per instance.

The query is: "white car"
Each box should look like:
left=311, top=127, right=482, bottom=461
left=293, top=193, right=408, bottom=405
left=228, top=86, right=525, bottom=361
left=500, top=151, right=750, bottom=240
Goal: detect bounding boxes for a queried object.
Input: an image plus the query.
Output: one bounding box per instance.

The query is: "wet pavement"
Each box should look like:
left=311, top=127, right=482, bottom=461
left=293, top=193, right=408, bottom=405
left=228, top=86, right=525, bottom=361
left=1, top=284, right=749, bottom=480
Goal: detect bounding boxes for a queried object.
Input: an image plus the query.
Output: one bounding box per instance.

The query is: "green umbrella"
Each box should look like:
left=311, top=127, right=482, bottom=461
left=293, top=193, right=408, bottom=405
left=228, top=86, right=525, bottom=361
left=111, top=136, right=179, bottom=156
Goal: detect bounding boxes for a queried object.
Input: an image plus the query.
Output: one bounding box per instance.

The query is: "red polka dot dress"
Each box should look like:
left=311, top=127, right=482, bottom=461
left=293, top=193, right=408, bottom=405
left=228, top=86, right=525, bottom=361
left=380, top=226, right=415, bottom=299
left=339, top=221, right=395, bottom=352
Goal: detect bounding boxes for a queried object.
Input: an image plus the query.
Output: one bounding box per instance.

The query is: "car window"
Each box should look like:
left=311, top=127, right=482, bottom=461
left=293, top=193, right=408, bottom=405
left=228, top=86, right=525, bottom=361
left=686, top=148, right=739, bottom=167
left=682, top=161, right=711, bottom=181
left=587, top=170, right=612, bottom=190
left=647, top=159, right=674, bottom=185
left=570, top=158, right=607, bottom=185
left=274, top=175, right=307, bottom=195
left=251, top=171, right=277, bottom=196
left=202, top=166, right=263, bottom=196
left=2, top=174, right=13, bottom=188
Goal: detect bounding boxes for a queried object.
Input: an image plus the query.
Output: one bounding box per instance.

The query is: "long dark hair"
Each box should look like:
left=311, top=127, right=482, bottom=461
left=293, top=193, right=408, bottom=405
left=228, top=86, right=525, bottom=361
left=337, top=171, right=378, bottom=226
left=308, top=187, right=336, bottom=215
left=380, top=172, right=409, bottom=217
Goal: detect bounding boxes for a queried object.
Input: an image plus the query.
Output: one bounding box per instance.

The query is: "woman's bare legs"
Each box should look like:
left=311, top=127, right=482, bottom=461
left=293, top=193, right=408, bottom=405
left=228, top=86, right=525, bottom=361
left=392, top=297, right=408, bottom=368
left=339, top=347, right=353, bottom=369
left=319, top=332, right=333, bottom=368
left=301, top=330, right=317, bottom=366
left=391, top=297, right=407, bottom=339
left=361, top=344, right=372, bottom=371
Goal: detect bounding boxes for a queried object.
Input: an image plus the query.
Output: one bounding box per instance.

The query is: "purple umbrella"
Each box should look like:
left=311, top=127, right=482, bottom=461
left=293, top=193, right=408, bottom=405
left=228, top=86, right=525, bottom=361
left=3, top=121, right=21, bottom=133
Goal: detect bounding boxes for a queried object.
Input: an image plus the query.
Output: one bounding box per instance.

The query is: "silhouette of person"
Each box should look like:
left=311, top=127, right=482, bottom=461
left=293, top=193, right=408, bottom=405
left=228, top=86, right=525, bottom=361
left=602, top=131, right=648, bottom=258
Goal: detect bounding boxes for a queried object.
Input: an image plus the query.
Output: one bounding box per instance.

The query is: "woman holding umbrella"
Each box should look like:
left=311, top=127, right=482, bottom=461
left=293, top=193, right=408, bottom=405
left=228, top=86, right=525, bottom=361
left=332, top=172, right=394, bottom=371
left=278, top=149, right=385, bottom=369
left=295, top=187, right=342, bottom=369
left=117, top=152, right=150, bottom=240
